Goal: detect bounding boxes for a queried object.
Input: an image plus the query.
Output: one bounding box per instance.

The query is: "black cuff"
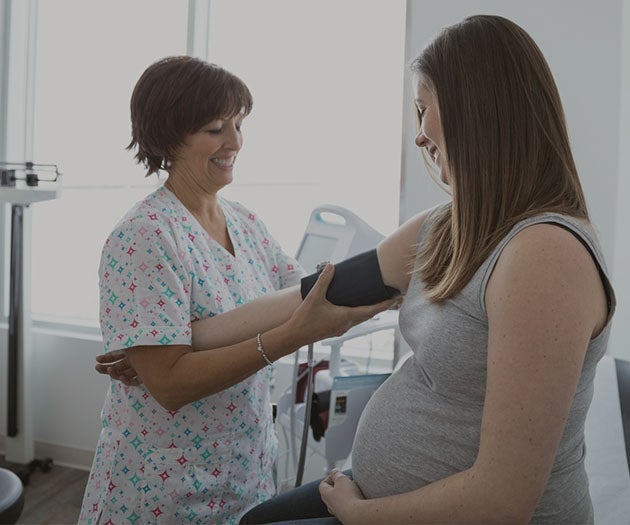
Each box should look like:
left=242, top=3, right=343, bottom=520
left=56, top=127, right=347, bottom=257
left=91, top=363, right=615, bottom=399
left=300, top=248, right=399, bottom=307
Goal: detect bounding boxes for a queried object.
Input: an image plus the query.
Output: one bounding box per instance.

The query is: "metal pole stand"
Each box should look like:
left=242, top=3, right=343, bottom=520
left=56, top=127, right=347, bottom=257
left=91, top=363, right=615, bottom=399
left=0, top=163, right=61, bottom=484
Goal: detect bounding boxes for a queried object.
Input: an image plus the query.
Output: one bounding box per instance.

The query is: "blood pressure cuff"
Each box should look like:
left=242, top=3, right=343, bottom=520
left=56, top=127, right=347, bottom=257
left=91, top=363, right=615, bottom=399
left=300, top=248, right=400, bottom=307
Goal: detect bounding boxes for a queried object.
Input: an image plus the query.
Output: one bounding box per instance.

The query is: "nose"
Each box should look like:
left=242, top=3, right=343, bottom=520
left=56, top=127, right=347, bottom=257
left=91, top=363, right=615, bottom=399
left=415, top=129, right=428, bottom=149
left=224, top=122, right=243, bottom=150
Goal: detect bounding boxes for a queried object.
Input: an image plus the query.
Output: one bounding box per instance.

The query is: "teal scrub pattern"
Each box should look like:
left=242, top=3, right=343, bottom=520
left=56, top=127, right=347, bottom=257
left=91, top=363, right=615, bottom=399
left=79, top=187, right=303, bottom=525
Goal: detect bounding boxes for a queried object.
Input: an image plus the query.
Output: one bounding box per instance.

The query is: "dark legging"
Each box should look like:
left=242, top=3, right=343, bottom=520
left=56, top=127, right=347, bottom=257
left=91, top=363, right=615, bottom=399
left=239, top=471, right=353, bottom=524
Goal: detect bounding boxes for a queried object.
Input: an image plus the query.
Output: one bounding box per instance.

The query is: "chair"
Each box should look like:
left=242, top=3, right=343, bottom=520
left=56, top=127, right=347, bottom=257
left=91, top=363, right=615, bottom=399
left=0, top=467, right=24, bottom=524
left=584, top=356, right=630, bottom=524
left=616, top=358, right=630, bottom=470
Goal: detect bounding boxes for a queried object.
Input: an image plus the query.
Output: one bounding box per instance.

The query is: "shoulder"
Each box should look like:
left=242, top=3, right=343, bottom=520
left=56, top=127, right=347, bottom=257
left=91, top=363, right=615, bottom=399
left=386, top=200, right=450, bottom=248
left=392, top=209, right=431, bottom=246
left=486, top=221, right=607, bottom=337
left=110, top=208, right=173, bottom=237
left=103, top=199, right=180, bottom=255
left=496, top=221, right=597, bottom=277
left=222, top=198, right=255, bottom=220
left=223, top=199, right=276, bottom=241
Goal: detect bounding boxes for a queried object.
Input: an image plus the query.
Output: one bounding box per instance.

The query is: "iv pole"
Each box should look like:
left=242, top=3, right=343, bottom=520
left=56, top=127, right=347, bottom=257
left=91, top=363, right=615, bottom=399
left=8, top=203, right=24, bottom=440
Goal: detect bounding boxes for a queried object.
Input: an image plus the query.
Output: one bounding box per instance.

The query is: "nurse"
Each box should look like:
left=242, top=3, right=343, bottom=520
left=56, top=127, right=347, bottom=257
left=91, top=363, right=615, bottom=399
left=79, top=56, right=391, bottom=525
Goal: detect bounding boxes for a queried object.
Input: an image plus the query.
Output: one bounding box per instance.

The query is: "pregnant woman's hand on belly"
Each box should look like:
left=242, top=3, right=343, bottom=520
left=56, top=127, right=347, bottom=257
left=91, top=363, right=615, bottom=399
left=319, top=469, right=366, bottom=524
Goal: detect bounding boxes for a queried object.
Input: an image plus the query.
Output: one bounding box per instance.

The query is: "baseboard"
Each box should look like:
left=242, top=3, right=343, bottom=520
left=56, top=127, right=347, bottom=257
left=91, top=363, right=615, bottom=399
left=0, top=434, right=94, bottom=471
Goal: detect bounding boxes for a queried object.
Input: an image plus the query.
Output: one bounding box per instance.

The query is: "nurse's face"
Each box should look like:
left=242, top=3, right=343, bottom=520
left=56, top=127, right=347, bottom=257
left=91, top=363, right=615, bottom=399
left=173, top=113, right=244, bottom=192
left=413, top=76, right=448, bottom=184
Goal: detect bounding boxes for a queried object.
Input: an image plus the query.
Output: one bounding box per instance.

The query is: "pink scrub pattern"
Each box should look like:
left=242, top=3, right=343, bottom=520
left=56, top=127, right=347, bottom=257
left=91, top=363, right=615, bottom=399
left=79, top=186, right=303, bottom=525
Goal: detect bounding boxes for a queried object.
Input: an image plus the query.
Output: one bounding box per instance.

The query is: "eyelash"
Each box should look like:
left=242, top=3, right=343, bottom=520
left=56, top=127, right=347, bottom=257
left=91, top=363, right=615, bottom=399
left=207, top=125, right=242, bottom=135
left=417, top=107, right=426, bottom=120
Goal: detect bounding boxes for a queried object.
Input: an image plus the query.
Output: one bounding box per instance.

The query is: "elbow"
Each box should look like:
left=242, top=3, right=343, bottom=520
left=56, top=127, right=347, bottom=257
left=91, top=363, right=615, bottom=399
left=470, top=500, right=532, bottom=525
left=143, top=378, right=188, bottom=411
left=466, top=467, right=536, bottom=525
left=135, top=349, right=192, bottom=411
left=483, top=495, right=536, bottom=525
left=476, top=493, right=535, bottom=525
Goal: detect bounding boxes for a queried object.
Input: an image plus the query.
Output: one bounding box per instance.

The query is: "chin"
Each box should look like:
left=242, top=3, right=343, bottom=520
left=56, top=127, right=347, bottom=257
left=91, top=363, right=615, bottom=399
left=215, top=172, right=234, bottom=188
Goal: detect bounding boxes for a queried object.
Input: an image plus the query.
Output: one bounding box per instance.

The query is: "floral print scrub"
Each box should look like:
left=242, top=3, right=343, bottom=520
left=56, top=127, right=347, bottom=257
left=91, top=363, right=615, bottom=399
left=79, top=186, right=303, bottom=525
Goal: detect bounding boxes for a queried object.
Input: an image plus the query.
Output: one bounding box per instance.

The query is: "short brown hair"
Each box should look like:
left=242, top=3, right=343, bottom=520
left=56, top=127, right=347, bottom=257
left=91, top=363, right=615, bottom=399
left=127, top=56, right=253, bottom=176
left=411, top=15, right=588, bottom=302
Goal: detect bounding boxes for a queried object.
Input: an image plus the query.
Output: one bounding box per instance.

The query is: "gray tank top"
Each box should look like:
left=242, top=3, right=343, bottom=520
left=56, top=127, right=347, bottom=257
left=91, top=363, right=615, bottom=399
left=351, top=204, right=616, bottom=525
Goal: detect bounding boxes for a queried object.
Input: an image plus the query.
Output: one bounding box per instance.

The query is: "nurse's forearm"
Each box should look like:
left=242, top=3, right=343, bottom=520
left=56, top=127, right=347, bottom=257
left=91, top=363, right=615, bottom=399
left=128, top=266, right=396, bottom=410
left=190, top=285, right=302, bottom=350
left=131, top=323, right=305, bottom=411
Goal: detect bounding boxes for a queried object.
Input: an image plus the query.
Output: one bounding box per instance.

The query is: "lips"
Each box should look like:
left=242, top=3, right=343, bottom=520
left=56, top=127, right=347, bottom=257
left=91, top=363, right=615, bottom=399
left=428, top=146, right=439, bottom=164
left=212, top=156, right=235, bottom=167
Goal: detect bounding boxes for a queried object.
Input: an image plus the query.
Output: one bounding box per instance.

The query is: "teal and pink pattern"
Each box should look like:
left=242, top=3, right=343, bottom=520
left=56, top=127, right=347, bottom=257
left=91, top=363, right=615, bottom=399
left=79, top=186, right=303, bottom=524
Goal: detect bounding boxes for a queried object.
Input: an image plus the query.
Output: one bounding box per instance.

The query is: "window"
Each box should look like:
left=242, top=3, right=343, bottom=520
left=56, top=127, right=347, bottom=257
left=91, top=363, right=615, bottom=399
left=208, top=0, right=406, bottom=255
left=29, top=0, right=406, bottom=326
left=30, top=0, right=186, bottom=324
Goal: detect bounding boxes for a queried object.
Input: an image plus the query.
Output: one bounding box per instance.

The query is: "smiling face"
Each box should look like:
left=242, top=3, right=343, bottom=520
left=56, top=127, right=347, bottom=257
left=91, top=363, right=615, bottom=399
left=413, top=75, right=448, bottom=184
left=171, top=113, right=245, bottom=193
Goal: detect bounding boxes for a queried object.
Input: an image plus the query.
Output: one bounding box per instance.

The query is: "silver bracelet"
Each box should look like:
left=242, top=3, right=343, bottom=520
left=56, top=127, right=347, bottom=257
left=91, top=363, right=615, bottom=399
left=256, top=333, right=274, bottom=367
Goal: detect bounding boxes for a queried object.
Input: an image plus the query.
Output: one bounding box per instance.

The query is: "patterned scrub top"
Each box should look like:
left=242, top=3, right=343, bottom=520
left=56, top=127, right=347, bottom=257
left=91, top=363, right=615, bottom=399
left=79, top=186, right=303, bottom=525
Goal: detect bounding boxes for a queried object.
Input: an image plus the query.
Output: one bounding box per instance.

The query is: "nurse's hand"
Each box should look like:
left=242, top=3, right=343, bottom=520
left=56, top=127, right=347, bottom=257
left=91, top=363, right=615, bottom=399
left=319, top=469, right=366, bottom=524
left=285, top=264, right=399, bottom=348
left=95, top=351, right=142, bottom=386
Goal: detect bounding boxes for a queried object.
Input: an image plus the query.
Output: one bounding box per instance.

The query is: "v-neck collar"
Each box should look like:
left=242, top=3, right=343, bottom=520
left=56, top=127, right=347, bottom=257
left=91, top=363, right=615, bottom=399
left=161, top=186, right=238, bottom=259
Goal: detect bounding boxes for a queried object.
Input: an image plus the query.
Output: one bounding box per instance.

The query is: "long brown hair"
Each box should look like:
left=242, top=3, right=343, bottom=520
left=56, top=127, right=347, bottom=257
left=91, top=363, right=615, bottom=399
left=411, top=15, right=588, bottom=302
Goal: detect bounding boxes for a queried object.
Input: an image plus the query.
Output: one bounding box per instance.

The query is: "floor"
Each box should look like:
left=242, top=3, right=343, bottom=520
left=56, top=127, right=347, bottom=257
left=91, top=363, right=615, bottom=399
left=2, top=444, right=324, bottom=524
left=5, top=454, right=321, bottom=524
left=2, top=459, right=89, bottom=525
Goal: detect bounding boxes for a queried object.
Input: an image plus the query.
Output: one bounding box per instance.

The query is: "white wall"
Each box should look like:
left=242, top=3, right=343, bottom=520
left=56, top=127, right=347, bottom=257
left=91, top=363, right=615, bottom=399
left=610, top=1, right=630, bottom=360
left=401, top=0, right=628, bottom=360
left=0, top=1, right=8, bottom=130
left=0, top=326, right=107, bottom=468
